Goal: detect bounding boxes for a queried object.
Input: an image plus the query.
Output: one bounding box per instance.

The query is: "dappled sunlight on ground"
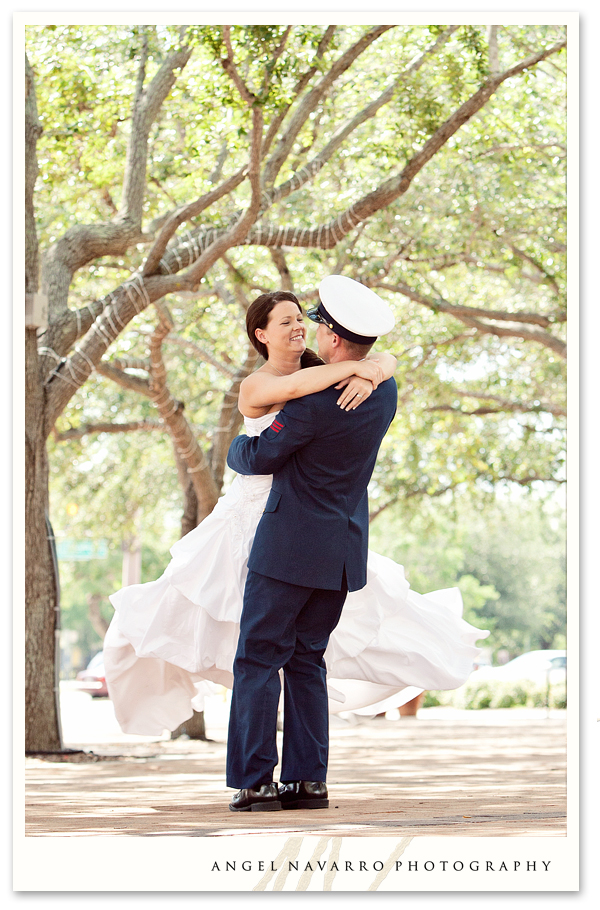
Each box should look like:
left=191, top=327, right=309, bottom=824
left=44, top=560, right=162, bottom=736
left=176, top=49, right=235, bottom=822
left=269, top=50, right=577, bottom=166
left=25, top=704, right=567, bottom=837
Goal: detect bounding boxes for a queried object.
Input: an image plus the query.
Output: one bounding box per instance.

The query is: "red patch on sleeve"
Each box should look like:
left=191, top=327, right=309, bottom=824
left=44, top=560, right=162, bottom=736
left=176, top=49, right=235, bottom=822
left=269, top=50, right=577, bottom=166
left=270, top=419, right=284, bottom=433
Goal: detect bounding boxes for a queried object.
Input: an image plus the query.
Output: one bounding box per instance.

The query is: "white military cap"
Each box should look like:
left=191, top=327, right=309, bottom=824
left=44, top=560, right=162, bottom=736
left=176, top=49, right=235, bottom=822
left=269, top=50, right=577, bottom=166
left=307, top=275, right=395, bottom=344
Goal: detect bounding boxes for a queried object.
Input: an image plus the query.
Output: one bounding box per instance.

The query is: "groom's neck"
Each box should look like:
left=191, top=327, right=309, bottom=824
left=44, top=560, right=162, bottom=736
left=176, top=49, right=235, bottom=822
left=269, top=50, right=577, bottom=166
left=327, top=345, right=361, bottom=364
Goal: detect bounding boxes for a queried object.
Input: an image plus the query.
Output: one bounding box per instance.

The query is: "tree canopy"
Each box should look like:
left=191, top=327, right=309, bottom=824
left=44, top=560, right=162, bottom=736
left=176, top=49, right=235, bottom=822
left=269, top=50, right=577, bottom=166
left=27, top=23, right=566, bottom=519
left=24, top=22, right=568, bottom=748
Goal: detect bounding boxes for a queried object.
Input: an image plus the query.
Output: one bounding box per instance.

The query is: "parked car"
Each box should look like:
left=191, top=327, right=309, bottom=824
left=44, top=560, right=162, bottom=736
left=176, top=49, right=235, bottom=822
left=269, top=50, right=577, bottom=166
left=76, top=651, right=109, bottom=698
left=471, top=649, right=566, bottom=685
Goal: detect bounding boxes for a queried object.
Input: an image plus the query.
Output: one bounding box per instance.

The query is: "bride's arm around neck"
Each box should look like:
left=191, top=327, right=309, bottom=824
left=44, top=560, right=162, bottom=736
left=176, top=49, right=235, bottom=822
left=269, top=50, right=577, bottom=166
left=238, top=356, right=392, bottom=418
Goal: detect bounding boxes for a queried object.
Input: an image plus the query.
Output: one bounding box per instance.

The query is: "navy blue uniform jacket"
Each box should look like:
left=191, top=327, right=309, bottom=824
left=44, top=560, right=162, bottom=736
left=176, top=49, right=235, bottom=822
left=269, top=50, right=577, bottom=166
left=226, top=376, right=397, bottom=592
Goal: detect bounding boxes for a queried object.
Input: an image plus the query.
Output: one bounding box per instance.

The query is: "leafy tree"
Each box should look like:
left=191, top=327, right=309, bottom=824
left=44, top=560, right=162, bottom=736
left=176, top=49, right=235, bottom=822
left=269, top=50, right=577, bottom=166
left=24, top=23, right=567, bottom=750
left=369, top=491, right=566, bottom=657
left=58, top=542, right=171, bottom=673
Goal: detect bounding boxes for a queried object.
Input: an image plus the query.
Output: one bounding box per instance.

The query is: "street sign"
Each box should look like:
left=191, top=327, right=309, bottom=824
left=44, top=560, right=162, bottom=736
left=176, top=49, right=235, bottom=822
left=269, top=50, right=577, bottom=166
left=56, top=539, right=109, bottom=561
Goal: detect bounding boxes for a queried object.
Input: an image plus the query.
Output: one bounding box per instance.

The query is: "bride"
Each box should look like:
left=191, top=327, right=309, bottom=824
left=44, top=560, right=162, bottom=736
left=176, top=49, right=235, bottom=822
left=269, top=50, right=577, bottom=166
left=103, top=289, right=488, bottom=735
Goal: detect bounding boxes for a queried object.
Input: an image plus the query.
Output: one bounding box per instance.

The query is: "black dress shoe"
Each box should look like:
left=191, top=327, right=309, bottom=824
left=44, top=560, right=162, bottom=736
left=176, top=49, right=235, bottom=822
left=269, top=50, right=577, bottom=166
left=229, top=783, right=282, bottom=812
left=278, top=781, right=329, bottom=810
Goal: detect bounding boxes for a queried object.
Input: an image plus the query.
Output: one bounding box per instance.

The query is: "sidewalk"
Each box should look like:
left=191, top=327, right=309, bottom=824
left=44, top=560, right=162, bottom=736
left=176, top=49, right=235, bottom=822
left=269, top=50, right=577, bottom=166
left=24, top=692, right=567, bottom=838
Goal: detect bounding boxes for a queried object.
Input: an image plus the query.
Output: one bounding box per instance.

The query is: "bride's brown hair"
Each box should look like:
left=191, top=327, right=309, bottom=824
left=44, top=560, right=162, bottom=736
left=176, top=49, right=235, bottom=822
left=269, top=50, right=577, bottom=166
left=246, top=291, right=324, bottom=368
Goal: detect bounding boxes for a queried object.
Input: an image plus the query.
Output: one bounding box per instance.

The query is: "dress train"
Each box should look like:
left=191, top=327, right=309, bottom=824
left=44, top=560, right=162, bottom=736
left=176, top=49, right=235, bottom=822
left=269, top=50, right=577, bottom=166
left=104, top=412, right=488, bottom=735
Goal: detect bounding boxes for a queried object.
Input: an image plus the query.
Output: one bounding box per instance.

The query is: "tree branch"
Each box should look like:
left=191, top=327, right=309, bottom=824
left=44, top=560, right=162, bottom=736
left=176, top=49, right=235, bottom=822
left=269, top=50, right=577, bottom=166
left=43, top=33, right=567, bottom=430
left=488, top=25, right=500, bottom=75
left=156, top=38, right=566, bottom=280
left=110, top=357, right=150, bottom=373
left=373, top=243, right=564, bottom=296
left=428, top=393, right=566, bottom=417
left=476, top=142, right=566, bottom=158
left=451, top=389, right=565, bottom=417
left=370, top=279, right=567, bottom=358
left=499, top=236, right=561, bottom=295
left=369, top=482, right=459, bottom=521
left=370, top=460, right=566, bottom=519
left=260, top=26, right=336, bottom=160
left=120, top=35, right=193, bottom=225
left=53, top=419, right=163, bottom=441
left=40, top=38, right=193, bottom=317
left=209, top=342, right=260, bottom=489
left=142, top=166, right=247, bottom=277
left=220, top=26, right=259, bottom=105
left=277, top=37, right=567, bottom=246
left=165, top=335, right=237, bottom=379
left=452, top=313, right=567, bottom=358
left=171, top=440, right=200, bottom=536
left=42, top=263, right=222, bottom=431
left=369, top=472, right=566, bottom=524
left=262, top=25, right=395, bottom=188
left=261, top=26, right=292, bottom=97
left=261, top=26, right=458, bottom=213
left=182, top=105, right=264, bottom=289
left=402, top=330, right=479, bottom=375
left=371, top=279, right=562, bottom=328
left=269, top=248, right=294, bottom=290
left=94, top=359, right=152, bottom=397
left=147, top=302, right=220, bottom=520
left=502, top=473, right=566, bottom=486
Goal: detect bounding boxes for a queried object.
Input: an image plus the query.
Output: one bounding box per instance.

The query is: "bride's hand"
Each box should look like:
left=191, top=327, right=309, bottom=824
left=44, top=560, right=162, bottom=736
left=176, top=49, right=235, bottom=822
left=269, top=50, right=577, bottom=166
left=352, top=359, right=384, bottom=388
left=335, top=376, right=375, bottom=410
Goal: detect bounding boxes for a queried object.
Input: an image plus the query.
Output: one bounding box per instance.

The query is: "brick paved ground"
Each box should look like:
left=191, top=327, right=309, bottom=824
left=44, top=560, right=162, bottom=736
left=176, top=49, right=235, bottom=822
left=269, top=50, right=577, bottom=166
left=24, top=702, right=567, bottom=838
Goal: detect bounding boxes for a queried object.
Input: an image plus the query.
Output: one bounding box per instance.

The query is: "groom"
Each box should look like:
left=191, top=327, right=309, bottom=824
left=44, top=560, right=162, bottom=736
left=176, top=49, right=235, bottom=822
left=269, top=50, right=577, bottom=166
left=225, top=276, right=397, bottom=811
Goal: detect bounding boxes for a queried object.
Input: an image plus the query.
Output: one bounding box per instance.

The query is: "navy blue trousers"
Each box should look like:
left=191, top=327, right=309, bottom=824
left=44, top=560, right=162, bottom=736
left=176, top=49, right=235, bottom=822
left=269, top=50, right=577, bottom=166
left=226, top=568, right=348, bottom=790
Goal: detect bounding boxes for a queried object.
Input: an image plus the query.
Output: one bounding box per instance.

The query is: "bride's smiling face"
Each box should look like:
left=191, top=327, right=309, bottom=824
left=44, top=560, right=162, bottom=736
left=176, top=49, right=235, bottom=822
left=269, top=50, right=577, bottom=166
left=255, top=300, right=307, bottom=357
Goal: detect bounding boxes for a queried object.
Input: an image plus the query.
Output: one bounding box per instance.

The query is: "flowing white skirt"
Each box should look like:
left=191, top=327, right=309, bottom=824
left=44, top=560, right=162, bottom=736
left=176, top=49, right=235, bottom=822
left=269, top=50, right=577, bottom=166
left=104, top=473, right=488, bottom=735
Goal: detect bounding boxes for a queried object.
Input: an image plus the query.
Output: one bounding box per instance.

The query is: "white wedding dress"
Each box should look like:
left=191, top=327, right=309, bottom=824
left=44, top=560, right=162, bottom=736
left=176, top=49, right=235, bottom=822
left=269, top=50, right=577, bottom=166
left=103, top=411, right=489, bottom=735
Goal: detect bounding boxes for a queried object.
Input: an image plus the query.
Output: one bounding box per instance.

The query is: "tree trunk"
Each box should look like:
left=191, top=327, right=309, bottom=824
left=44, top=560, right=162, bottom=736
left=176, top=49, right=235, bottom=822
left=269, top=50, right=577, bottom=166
left=121, top=523, right=142, bottom=588
left=398, top=693, right=425, bottom=717
left=181, top=479, right=200, bottom=537
left=170, top=710, right=207, bottom=740
left=25, top=333, right=62, bottom=752
left=25, top=54, right=62, bottom=753
left=172, top=442, right=201, bottom=535
left=87, top=593, right=109, bottom=640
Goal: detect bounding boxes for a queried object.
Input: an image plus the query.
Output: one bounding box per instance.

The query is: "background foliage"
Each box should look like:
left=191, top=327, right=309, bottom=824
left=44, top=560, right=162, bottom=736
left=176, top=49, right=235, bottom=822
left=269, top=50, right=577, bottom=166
left=26, top=23, right=567, bottom=672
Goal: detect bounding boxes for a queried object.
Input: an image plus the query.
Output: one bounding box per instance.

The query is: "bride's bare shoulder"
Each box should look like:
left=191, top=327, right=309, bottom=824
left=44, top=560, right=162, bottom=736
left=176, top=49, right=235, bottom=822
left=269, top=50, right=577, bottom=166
left=240, top=368, right=275, bottom=393
left=239, top=370, right=278, bottom=419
